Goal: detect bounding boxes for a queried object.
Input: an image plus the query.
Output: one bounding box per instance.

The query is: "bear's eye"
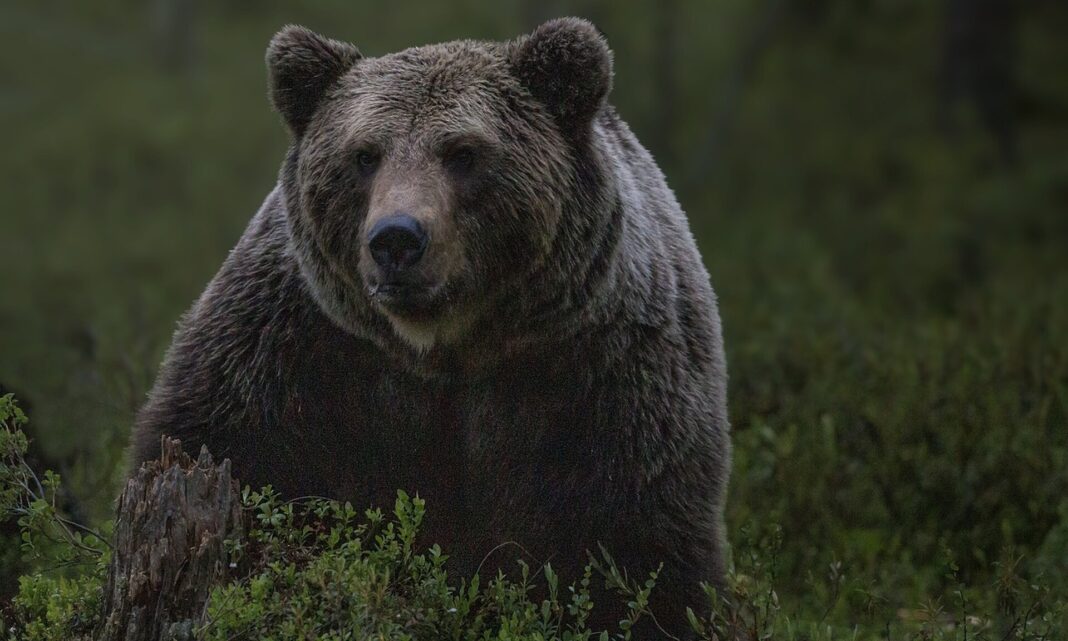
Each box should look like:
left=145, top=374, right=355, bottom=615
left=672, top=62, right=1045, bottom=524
left=443, top=146, right=477, bottom=173
left=354, top=149, right=381, bottom=177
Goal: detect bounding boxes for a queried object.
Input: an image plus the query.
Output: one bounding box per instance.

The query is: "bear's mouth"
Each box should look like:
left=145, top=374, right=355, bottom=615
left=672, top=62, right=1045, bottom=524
left=368, top=279, right=448, bottom=321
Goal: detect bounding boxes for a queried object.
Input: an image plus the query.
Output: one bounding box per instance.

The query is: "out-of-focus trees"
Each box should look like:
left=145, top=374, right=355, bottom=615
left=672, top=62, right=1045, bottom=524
left=1, top=0, right=1066, bottom=622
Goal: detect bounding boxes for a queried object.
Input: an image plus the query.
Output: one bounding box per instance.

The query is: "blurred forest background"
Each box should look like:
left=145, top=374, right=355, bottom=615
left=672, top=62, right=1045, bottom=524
left=1, top=0, right=1067, bottom=630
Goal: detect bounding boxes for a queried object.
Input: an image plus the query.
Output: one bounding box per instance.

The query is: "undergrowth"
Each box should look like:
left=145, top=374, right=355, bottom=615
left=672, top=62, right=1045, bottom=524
left=1, top=394, right=1064, bottom=640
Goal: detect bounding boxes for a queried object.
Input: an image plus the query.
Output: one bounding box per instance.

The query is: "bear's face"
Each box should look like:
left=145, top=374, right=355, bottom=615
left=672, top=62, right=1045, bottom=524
left=267, top=21, right=612, bottom=355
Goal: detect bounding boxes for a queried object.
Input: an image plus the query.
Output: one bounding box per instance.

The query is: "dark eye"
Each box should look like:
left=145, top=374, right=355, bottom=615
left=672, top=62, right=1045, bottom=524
left=444, top=146, right=477, bottom=173
left=354, top=149, right=380, bottom=177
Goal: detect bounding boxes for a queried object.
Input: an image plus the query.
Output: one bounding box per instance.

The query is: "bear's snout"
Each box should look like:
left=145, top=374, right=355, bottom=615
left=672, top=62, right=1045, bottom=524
left=367, top=214, right=428, bottom=274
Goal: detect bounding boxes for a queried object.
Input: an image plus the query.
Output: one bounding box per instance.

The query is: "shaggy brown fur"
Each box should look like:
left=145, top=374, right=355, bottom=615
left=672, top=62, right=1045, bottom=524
left=132, top=18, right=731, bottom=637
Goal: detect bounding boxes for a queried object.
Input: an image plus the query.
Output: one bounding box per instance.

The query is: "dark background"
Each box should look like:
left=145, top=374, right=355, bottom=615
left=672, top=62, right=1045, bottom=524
left=2, top=0, right=1066, bottom=624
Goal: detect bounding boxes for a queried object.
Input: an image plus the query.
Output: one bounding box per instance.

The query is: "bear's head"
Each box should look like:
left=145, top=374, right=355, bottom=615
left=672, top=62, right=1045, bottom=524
left=268, top=19, right=616, bottom=368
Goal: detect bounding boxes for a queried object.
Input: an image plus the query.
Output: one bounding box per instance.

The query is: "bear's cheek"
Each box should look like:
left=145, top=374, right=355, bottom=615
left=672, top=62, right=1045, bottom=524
left=299, top=170, right=372, bottom=269
left=453, top=188, right=546, bottom=280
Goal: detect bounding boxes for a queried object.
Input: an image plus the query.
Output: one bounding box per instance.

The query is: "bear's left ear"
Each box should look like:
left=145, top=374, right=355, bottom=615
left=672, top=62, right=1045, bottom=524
left=511, top=17, right=613, bottom=136
left=266, top=25, right=362, bottom=136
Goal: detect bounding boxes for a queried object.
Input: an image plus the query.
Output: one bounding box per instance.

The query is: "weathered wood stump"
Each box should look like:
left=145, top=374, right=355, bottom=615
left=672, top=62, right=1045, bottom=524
left=98, top=437, right=242, bottom=641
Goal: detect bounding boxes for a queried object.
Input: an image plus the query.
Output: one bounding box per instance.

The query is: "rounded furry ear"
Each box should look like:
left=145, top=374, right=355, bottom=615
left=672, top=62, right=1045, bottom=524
left=511, top=17, right=613, bottom=135
left=266, top=25, right=361, bottom=136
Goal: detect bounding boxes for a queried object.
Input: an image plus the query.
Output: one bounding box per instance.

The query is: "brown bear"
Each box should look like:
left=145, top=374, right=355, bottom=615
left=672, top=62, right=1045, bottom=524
left=131, top=18, right=731, bottom=637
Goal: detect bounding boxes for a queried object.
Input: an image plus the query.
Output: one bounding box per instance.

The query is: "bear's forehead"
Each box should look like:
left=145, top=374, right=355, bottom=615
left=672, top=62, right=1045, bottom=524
left=350, top=42, right=511, bottom=101
left=329, top=42, right=516, bottom=141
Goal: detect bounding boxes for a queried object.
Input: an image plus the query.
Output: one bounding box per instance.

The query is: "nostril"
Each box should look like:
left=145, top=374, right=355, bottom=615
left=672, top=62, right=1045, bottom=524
left=367, top=214, right=428, bottom=271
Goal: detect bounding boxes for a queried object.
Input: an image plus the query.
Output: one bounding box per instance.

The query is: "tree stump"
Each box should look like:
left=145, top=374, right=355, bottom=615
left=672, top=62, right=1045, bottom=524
left=98, top=437, right=243, bottom=641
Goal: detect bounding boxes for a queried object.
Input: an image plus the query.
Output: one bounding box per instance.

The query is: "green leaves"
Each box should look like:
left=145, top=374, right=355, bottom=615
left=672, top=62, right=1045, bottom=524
left=204, top=490, right=652, bottom=641
left=2, top=393, right=1065, bottom=640
left=0, top=395, right=106, bottom=640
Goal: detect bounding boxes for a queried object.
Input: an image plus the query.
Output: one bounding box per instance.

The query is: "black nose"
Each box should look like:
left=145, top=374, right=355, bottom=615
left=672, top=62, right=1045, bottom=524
left=367, top=214, right=428, bottom=272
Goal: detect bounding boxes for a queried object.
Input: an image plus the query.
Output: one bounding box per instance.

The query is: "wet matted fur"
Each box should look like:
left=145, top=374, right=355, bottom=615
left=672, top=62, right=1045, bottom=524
left=131, top=18, right=731, bottom=637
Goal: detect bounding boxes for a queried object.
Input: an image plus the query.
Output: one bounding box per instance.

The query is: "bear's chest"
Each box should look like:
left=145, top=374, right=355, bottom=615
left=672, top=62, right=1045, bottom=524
left=278, top=326, right=464, bottom=512
left=278, top=324, right=633, bottom=572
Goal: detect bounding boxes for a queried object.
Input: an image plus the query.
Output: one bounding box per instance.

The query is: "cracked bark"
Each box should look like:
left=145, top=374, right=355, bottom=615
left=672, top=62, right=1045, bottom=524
left=98, top=437, right=242, bottom=641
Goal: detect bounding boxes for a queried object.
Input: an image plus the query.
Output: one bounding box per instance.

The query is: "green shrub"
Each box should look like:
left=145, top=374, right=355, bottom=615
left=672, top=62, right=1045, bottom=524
left=1, top=394, right=105, bottom=640
left=2, top=393, right=1065, bottom=640
left=204, top=489, right=624, bottom=640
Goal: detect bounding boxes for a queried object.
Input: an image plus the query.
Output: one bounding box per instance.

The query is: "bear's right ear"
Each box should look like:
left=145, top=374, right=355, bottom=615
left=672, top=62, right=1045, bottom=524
left=266, top=25, right=362, bottom=136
